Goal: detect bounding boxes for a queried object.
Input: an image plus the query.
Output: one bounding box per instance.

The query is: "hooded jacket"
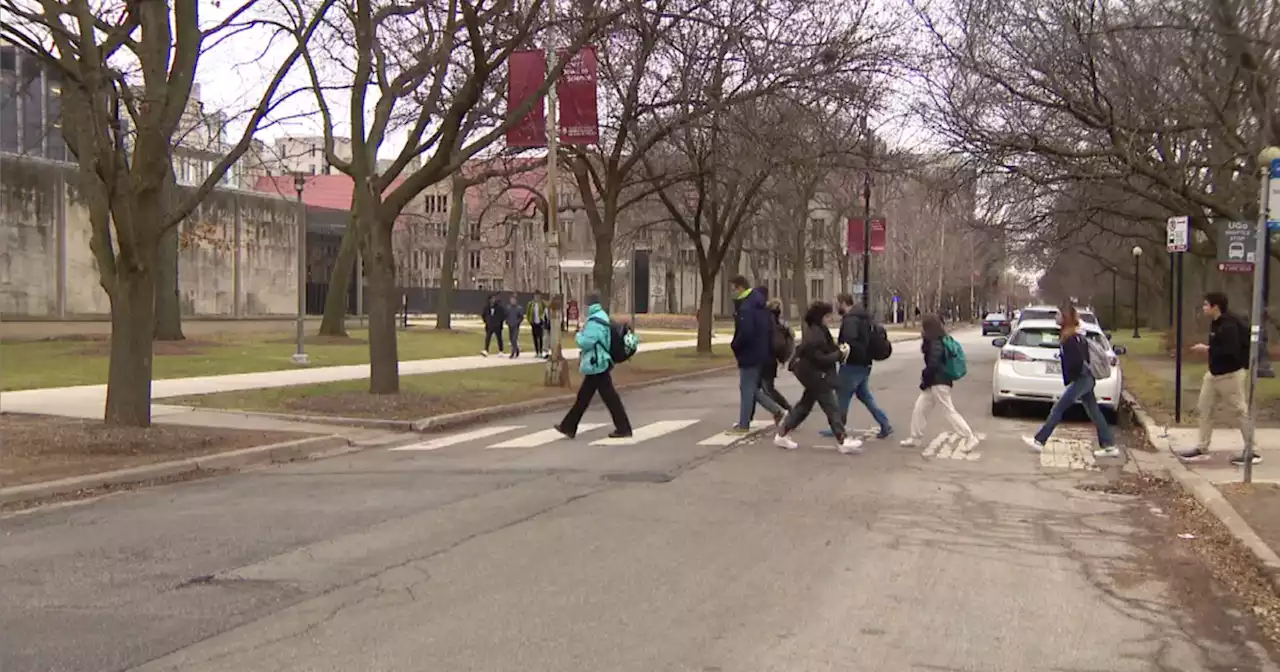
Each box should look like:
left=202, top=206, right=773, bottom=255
left=791, top=304, right=843, bottom=391
left=837, top=306, right=874, bottom=367
left=576, top=303, right=613, bottom=375
left=482, top=299, right=505, bottom=331
left=731, top=288, right=773, bottom=368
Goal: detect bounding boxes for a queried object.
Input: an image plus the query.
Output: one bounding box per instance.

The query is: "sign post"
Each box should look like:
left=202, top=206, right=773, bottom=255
left=1245, top=152, right=1280, bottom=482
left=1168, top=216, right=1189, bottom=423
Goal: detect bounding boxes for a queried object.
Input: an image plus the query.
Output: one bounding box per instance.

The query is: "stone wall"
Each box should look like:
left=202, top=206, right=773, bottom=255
left=0, top=154, right=299, bottom=318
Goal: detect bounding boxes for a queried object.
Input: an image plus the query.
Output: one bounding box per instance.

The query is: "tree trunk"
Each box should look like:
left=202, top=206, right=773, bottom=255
left=592, top=235, right=615, bottom=310
left=319, top=222, right=360, bottom=337
left=697, top=278, right=716, bottom=353
left=153, top=222, right=184, bottom=340
left=791, top=225, right=806, bottom=319
left=104, top=257, right=159, bottom=427
left=366, top=221, right=401, bottom=394
left=154, top=168, right=184, bottom=341
left=435, top=179, right=467, bottom=330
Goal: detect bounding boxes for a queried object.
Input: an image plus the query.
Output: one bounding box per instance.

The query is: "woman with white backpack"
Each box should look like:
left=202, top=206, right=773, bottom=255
left=1022, top=304, right=1120, bottom=458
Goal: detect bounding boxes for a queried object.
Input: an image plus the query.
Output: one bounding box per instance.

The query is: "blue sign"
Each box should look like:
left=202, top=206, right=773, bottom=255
left=1269, top=158, right=1280, bottom=231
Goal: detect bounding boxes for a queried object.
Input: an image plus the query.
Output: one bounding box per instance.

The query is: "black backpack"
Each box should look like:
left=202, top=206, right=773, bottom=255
left=772, top=321, right=795, bottom=364
left=867, top=320, right=893, bottom=361
left=590, top=316, right=638, bottom=364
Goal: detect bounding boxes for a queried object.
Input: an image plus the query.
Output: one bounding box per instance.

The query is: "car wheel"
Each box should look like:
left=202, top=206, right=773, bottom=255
left=991, top=399, right=1008, bottom=417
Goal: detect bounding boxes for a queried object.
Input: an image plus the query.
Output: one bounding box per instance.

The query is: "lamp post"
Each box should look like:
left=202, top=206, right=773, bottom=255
left=861, top=118, right=873, bottom=310
left=1243, top=145, right=1280, bottom=482
left=1131, top=245, right=1143, bottom=339
left=291, top=172, right=309, bottom=365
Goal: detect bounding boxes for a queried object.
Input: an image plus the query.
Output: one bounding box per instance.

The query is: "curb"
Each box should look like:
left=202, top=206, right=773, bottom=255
left=1123, top=390, right=1280, bottom=592
left=0, top=435, right=354, bottom=507
left=410, top=364, right=739, bottom=432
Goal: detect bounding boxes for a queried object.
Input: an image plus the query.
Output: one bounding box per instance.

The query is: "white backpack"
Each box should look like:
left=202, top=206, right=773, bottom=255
left=1086, top=338, right=1112, bottom=379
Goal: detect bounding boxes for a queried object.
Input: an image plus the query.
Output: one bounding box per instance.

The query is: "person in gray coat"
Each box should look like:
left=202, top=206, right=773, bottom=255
left=505, top=294, right=525, bottom=358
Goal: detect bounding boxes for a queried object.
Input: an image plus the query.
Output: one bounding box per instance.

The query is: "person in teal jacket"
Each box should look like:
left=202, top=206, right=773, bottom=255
left=555, top=295, right=633, bottom=439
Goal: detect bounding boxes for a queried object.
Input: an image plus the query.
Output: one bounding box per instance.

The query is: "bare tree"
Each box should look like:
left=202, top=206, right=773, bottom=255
left=0, top=0, right=334, bottom=426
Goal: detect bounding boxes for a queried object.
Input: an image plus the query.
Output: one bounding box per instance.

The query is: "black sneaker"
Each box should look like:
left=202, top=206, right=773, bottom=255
left=608, top=430, right=633, bottom=439
left=1177, top=448, right=1211, bottom=462
left=554, top=424, right=576, bottom=439
left=1231, top=453, right=1263, bottom=466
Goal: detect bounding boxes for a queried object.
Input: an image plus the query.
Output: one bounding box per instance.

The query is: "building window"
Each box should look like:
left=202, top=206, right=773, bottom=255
left=504, top=251, right=514, bottom=267
left=810, top=278, right=824, bottom=302
left=469, top=251, right=481, bottom=270
left=809, top=249, right=824, bottom=270
left=470, top=221, right=481, bottom=241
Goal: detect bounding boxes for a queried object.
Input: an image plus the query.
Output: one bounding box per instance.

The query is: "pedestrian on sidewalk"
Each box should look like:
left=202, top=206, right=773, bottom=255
left=480, top=294, right=506, bottom=356
left=505, top=294, right=525, bottom=358
left=1021, top=304, right=1119, bottom=458
left=900, top=315, right=979, bottom=453
left=730, top=276, right=785, bottom=432
left=527, top=291, right=551, bottom=358
left=821, top=293, right=892, bottom=440
left=760, top=297, right=793, bottom=413
left=555, top=294, right=632, bottom=439
left=773, top=301, right=863, bottom=453
left=1178, top=292, right=1255, bottom=465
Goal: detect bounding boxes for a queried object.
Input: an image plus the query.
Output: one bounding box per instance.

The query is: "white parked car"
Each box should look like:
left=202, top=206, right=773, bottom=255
left=990, top=319, right=1127, bottom=420
left=1013, top=304, right=1100, bottom=328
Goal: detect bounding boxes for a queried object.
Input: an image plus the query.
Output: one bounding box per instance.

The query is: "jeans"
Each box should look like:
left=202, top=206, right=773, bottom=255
left=559, top=368, right=632, bottom=434
left=837, top=364, right=891, bottom=431
left=484, top=328, right=505, bottom=352
left=739, top=366, right=782, bottom=427
left=781, top=386, right=845, bottom=438
left=531, top=324, right=545, bottom=355
left=758, top=374, right=790, bottom=411
left=507, top=324, right=520, bottom=353
left=1034, top=375, right=1115, bottom=446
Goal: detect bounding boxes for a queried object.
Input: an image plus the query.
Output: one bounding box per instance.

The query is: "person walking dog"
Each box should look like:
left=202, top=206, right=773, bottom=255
left=772, top=301, right=864, bottom=454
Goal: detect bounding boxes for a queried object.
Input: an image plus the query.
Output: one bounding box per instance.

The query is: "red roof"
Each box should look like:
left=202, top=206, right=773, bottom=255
left=252, top=174, right=407, bottom=212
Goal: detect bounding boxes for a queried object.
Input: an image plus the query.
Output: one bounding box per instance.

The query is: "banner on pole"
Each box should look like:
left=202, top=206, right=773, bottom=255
left=556, top=46, right=598, bottom=145
left=846, top=217, right=886, bottom=254
left=506, top=50, right=547, bottom=148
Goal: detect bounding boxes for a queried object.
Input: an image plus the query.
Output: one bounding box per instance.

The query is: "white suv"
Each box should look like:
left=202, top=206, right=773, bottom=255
left=990, top=319, right=1126, bottom=420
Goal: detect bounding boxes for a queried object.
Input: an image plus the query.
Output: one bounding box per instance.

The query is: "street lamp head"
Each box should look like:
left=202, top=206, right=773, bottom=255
left=1260, top=146, right=1280, bottom=172
left=292, top=171, right=306, bottom=196
left=1132, top=246, right=1143, bottom=258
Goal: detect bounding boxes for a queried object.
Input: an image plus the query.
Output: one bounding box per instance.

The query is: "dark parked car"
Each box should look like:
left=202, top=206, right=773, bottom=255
left=982, top=313, right=1010, bottom=335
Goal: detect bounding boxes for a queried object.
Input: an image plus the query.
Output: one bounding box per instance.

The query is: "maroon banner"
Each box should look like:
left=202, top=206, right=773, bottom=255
left=556, top=46, right=598, bottom=145
left=846, top=217, right=887, bottom=254
left=507, top=50, right=547, bottom=148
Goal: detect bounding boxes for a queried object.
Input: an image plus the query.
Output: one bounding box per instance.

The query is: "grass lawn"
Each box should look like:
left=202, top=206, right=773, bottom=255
left=1111, top=332, right=1280, bottom=426
left=0, top=328, right=691, bottom=391
left=171, top=346, right=735, bottom=420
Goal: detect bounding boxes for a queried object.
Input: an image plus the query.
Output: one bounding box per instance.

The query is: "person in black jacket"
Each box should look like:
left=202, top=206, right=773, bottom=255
left=480, top=294, right=506, bottom=356
left=900, top=315, right=979, bottom=451
left=1179, top=292, right=1254, bottom=464
left=1021, top=304, right=1117, bottom=457
left=758, top=297, right=792, bottom=413
left=821, top=293, right=892, bottom=440
left=730, top=276, right=783, bottom=431
left=773, top=301, right=864, bottom=454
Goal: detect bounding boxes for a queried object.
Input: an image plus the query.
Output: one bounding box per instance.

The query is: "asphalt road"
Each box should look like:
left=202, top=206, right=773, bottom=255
left=2, top=328, right=1276, bottom=671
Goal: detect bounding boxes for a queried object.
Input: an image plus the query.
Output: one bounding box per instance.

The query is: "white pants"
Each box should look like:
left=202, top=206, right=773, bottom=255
left=909, top=386, right=976, bottom=441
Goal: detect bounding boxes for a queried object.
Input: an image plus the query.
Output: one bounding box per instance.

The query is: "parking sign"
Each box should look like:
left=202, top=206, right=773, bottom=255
left=1167, top=216, right=1189, bottom=252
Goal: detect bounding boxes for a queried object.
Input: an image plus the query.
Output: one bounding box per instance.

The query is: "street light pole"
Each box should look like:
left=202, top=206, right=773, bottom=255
left=1244, top=146, right=1280, bottom=482
left=1131, top=245, right=1143, bottom=340
left=292, top=172, right=310, bottom=365
left=861, top=120, right=873, bottom=310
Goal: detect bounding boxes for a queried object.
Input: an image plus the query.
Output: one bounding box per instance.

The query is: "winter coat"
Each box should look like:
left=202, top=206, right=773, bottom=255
left=576, top=303, right=613, bottom=376
left=762, top=314, right=789, bottom=380
left=525, top=299, right=551, bottom=326
left=920, top=336, right=952, bottom=389
left=730, top=288, right=773, bottom=369
left=1059, top=332, right=1090, bottom=385
left=792, top=318, right=843, bottom=391
left=482, top=302, right=505, bottom=331
left=837, top=308, right=874, bottom=367
left=505, top=303, right=524, bottom=327
left=1208, top=313, right=1250, bottom=376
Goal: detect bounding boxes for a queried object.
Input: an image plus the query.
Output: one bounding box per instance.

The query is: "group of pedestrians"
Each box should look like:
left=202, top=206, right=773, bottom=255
left=726, top=276, right=982, bottom=455
left=480, top=291, right=553, bottom=359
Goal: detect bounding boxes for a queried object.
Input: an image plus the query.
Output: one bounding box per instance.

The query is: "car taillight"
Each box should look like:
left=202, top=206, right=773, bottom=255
left=1001, top=350, right=1030, bottom=361
left=1109, top=356, right=1118, bottom=366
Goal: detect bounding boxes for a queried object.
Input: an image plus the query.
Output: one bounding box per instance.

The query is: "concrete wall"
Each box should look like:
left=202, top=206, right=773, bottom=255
left=0, top=154, right=299, bottom=318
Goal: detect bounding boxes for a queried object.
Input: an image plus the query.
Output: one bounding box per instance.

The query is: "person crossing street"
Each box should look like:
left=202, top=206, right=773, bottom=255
left=555, top=295, right=633, bottom=439
left=821, top=293, right=893, bottom=440
left=773, top=301, right=863, bottom=454
left=729, top=276, right=785, bottom=432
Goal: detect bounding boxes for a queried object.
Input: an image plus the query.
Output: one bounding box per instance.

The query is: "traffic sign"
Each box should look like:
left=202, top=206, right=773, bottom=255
left=1216, top=219, right=1256, bottom=273
left=1167, top=216, right=1189, bottom=252
left=1268, top=159, right=1280, bottom=231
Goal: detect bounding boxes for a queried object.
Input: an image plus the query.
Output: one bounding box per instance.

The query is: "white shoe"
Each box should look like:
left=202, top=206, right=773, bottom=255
left=961, top=435, right=981, bottom=453
left=1094, top=446, right=1122, bottom=459
left=480, top=350, right=489, bottom=357
left=774, top=433, right=799, bottom=450
left=838, top=437, right=864, bottom=454
left=1022, top=436, right=1044, bottom=453
left=899, top=438, right=920, bottom=448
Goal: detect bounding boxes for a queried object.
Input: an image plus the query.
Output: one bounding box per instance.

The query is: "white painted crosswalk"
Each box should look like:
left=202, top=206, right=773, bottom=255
left=590, top=420, right=700, bottom=446
left=488, top=424, right=607, bottom=449
left=920, top=432, right=985, bottom=461
left=696, top=420, right=776, bottom=446
left=390, top=426, right=524, bottom=452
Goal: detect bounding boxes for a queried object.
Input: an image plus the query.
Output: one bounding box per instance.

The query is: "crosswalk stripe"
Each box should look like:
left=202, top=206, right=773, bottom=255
left=488, top=423, right=606, bottom=449
left=390, top=425, right=524, bottom=451
left=591, top=420, right=700, bottom=446
left=696, top=420, right=775, bottom=446
left=922, top=432, right=984, bottom=461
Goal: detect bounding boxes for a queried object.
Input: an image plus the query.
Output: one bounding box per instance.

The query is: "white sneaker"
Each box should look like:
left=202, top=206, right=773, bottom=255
left=960, top=435, right=981, bottom=453
left=480, top=350, right=489, bottom=357
left=838, top=437, right=864, bottom=454
left=1094, top=446, right=1122, bottom=459
left=899, top=438, right=920, bottom=448
left=1022, top=436, right=1044, bottom=453
left=774, top=433, right=799, bottom=450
